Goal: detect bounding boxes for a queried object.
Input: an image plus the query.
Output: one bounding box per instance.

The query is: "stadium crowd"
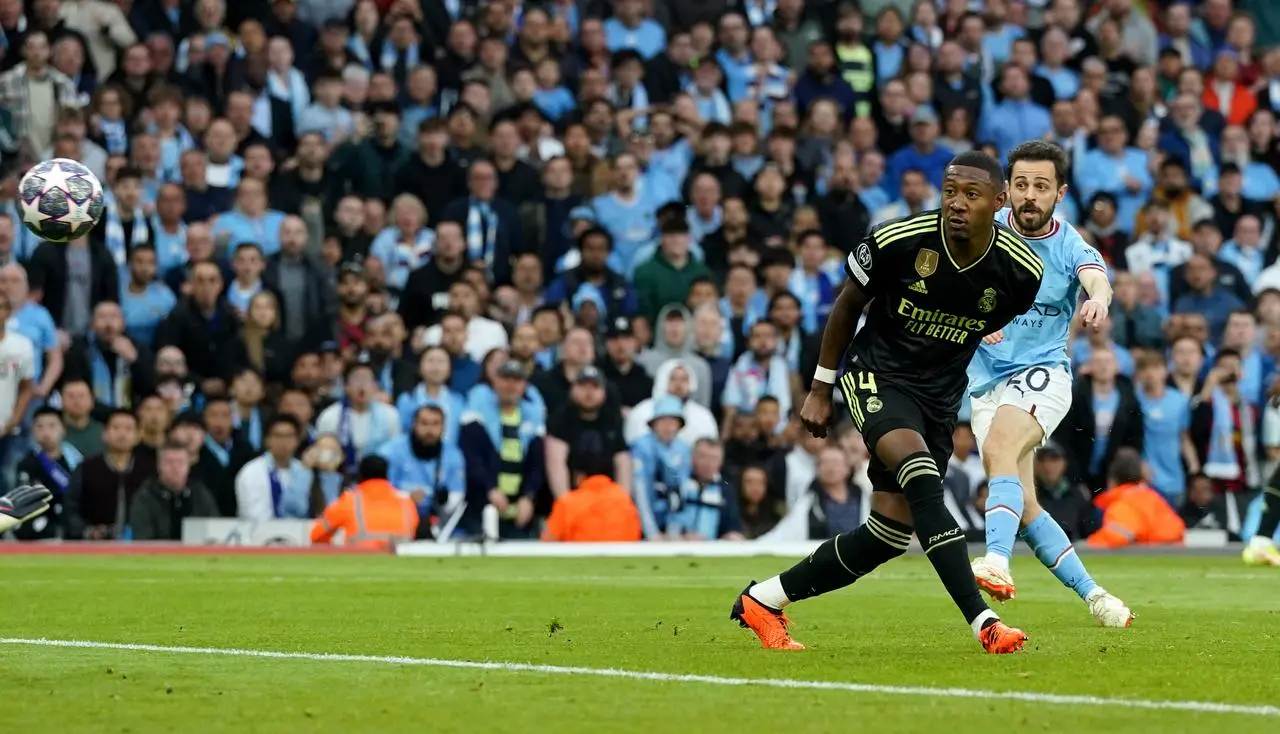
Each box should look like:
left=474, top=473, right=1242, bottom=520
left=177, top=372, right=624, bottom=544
left=0, top=0, right=1277, bottom=545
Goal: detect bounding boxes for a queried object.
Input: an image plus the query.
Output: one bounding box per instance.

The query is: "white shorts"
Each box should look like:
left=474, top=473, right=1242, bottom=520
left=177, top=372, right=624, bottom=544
left=969, top=365, right=1073, bottom=456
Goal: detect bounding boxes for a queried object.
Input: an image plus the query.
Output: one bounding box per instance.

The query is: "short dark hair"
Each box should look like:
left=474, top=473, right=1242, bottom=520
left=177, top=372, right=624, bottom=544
left=577, top=225, right=613, bottom=251
left=128, top=243, right=157, bottom=260
left=116, top=165, right=144, bottom=182
left=267, top=414, right=301, bottom=436
left=105, top=408, right=137, bottom=427
left=159, top=441, right=188, bottom=457
left=32, top=406, right=62, bottom=423
left=1006, top=140, right=1069, bottom=188
left=358, top=454, right=390, bottom=481
left=946, top=150, right=1005, bottom=190
left=1107, top=447, right=1144, bottom=485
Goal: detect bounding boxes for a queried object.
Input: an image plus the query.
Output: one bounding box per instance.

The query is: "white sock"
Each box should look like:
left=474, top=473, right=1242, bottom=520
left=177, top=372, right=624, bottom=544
left=1249, top=535, right=1276, bottom=550
left=970, top=609, right=998, bottom=638
left=747, top=576, right=791, bottom=610
left=983, top=552, right=1010, bottom=572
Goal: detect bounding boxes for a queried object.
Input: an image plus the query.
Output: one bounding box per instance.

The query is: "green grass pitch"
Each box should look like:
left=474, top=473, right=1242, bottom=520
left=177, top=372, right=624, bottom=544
left=2, top=553, right=1277, bottom=733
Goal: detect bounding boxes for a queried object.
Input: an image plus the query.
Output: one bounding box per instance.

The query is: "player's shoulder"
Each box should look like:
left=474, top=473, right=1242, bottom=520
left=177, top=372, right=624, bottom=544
left=991, top=221, right=1045, bottom=281
left=868, top=210, right=941, bottom=250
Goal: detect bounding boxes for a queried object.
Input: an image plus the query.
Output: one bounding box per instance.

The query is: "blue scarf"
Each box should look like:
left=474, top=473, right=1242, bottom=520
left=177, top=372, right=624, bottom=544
left=268, top=459, right=286, bottom=518
left=338, top=400, right=384, bottom=473
left=267, top=68, right=310, bottom=121
left=1204, top=389, right=1254, bottom=482
left=466, top=199, right=498, bottom=269
left=204, top=435, right=231, bottom=466
left=103, top=199, right=149, bottom=272
left=36, top=451, right=71, bottom=492
left=232, top=406, right=262, bottom=450
left=743, top=0, right=775, bottom=26
left=148, top=123, right=196, bottom=182
left=379, top=39, right=420, bottom=73
left=88, top=335, right=130, bottom=408
left=348, top=35, right=372, bottom=67
left=98, top=118, right=129, bottom=155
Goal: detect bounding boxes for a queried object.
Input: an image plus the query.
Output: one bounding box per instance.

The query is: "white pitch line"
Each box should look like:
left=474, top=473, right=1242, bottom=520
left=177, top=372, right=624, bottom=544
left=2, top=638, right=1276, bottom=718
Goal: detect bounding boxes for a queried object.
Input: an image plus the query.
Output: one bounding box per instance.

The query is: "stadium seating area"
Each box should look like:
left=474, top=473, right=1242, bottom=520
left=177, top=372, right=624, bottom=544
left=0, top=0, right=1277, bottom=546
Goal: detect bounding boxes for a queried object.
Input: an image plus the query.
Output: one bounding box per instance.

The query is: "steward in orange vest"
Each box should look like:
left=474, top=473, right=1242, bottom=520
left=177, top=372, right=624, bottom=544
left=543, top=474, right=642, bottom=542
left=311, top=456, right=419, bottom=549
left=1087, top=448, right=1184, bottom=548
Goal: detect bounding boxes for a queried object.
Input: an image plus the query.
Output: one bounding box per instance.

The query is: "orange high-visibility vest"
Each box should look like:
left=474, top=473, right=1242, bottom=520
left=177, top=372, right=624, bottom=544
left=310, top=479, right=419, bottom=550
left=543, top=475, right=642, bottom=542
left=1087, top=481, right=1184, bottom=548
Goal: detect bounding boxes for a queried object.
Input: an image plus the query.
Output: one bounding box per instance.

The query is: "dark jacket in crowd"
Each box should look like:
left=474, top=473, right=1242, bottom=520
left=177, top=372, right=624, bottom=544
left=397, top=258, right=467, bottom=333
left=64, top=336, right=156, bottom=420
left=27, top=240, right=120, bottom=327
left=128, top=478, right=221, bottom=540
left=155, top=298, right=241, bottom=384
left=194, top=436, right=258, bottom=517
left=1054, top=376, right=1144, bottom=490
left=438, top=196, right=524, bottom=285
left=63, top=451, right=157, bottom=540
left=263, top=252, right=337, bottom=349
left=393, top=154, right=467, bottom=223
left=13, top=450, right=75, bottom=540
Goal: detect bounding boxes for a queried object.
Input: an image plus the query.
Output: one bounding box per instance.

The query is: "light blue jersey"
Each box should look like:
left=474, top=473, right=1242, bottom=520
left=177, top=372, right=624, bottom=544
left=968, top=212, right=1107, bottom=396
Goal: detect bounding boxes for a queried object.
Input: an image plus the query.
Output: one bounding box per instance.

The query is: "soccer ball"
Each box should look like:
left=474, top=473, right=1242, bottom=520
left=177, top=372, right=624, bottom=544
left=18, top=158, right=106, bottom=243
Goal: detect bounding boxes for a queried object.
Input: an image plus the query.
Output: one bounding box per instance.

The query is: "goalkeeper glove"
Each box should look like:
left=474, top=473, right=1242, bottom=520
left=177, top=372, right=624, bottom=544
left=0, top=484, right=53, bottom=534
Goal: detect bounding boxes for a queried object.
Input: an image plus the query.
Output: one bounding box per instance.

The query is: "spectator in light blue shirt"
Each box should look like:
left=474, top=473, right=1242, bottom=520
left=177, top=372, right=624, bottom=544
left=532, top=58, right=577, bottom=122
left=3, top=263, right=58, bottom=391
left=978, top=65, right=1051, bottom=162
left=1075, top=116, right=1153, bottom=236
left=714, top=13, right=755, bottom=102
left=296, top=72, right=355, bottom=144
left=871, top=8, right=909, bottom=85
left=210, top=178, right=286, bottom=258
left=884, top=106, right=953, bottom=197
left=1034, top=27, right=1081, bottom=100
left=1218, top=214, right=1267, bottom=289
left=120, top=245, right=177, bottom=350
left=603, top=0, right=666, bottom=60
left=1172, top=254, right=1246, bottom=344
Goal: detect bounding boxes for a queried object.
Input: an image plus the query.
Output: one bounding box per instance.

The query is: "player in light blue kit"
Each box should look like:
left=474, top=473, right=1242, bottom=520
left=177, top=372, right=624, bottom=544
left=966, top=141, right=1134, bottom=627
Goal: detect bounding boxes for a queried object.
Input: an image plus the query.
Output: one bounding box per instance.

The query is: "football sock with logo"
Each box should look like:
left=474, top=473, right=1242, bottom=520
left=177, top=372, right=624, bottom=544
left=1019, top=513, right=1098, bottom=600
left=983, top=475, right=1025, bottom=570
left=897, top=452, right=995, bottom=629
left=1254, top=483, right=1280, bottom=543
left=759, top=512, right=914, bottom=608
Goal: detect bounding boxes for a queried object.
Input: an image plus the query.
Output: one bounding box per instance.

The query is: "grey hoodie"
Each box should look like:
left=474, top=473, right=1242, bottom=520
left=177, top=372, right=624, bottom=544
left=636, top=303, right=713, bottom=408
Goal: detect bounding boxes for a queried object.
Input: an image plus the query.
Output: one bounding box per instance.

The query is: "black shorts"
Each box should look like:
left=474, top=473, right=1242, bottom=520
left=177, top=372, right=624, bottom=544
left=839, top=369, right=955, bottom=494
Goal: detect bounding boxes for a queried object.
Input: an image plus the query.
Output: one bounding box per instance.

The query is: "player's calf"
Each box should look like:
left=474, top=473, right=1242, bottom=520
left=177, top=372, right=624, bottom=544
left=978, top=405, right=1043, bottom=573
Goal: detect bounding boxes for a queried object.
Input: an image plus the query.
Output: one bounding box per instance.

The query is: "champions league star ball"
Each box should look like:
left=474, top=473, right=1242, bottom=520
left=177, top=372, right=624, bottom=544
left=18, top=158, right=106, bottom=243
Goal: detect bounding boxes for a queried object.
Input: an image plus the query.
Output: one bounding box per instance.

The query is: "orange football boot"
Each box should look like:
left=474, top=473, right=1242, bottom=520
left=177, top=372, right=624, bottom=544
left=730, top=583, right=805, bottom=650
left=978, top=620, right=1028, bottom=654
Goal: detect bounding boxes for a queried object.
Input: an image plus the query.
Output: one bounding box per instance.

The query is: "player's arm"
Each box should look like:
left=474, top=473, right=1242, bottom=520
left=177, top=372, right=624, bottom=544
left=1071, top=234, right=1112, bottom=327
left=799, top=247, right=874, bottom=437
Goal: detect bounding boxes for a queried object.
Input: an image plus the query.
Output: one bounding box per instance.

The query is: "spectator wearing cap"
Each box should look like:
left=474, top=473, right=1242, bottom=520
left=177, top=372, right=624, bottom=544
left=545, top=364, right=630, bottom=500
left=633, top=211, right=713, bottom=324
left=599, top=316, right=653, bottom=411
left=460, top=358, right=546, bottom=538
left=978, top=64, right=1051, bottom=163
left=544, top=227, right=638, bottom=320
left=13, top=407, right=82, bottom=539
left=1076, top=114, right=1154, bottom=238
left=316, top=362, right=401, bottom=473
left=378, top=404, right=465, bottom=532
left=885, top=106, right=953, bottom=199
left=310, top=454, right=418, bottom=548
left=630, top=394, right=693, bottom=539
left=1031, top=441, right=1096, bottom=541
left=333, top=261, right=372, bottom=359
left=625, top=359, right=719, bottom=447
left=439, top=159, right=523, bottom=286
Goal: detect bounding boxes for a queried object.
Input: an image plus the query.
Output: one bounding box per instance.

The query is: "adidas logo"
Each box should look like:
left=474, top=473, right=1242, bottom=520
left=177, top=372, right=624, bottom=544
left=909, top=280, right=928, bottom=294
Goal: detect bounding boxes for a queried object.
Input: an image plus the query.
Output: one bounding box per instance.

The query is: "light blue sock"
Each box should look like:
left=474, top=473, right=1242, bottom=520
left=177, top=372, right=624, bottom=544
left=983, top=475, right=1024, bottom=562
left=1020, top=513, right=1098, bottom=600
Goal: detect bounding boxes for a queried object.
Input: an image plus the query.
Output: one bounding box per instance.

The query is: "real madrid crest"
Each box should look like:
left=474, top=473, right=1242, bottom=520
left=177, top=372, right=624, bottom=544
left=978, top=287, right=996, bottom=313
left=866, top=396, right=883, bottom=413
left=914, top=249, right=938, bottom=278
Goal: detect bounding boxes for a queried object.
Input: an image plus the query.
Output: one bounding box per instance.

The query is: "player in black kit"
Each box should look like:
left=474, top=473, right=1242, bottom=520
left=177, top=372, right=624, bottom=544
left=730, top=151, right=1043, bottom=654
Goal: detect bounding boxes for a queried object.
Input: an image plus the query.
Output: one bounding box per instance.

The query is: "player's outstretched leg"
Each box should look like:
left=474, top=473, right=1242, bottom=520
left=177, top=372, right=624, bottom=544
left=972, top=405, right=1042, bottom=600
left=881, top=431, right=1026, bottom=653
left=1243, top=474, right=1280, bottom=566
left=731, top=496, right=913, bottom=650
